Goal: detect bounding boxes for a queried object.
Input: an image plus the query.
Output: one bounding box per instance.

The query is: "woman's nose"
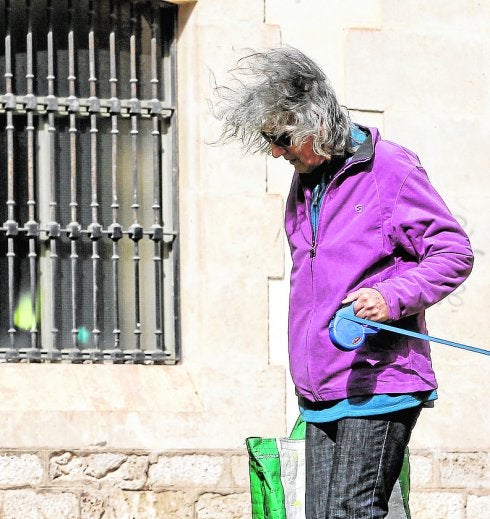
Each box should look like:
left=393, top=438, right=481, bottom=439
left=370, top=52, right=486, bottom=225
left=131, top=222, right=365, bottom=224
left=271, top=143, right=287, bottom=158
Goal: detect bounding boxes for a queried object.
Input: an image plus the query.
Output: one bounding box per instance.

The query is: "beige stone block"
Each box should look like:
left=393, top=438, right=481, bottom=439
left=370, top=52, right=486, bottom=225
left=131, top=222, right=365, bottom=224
left=266, top=0, right=382, bottom=30
left=185, top=364, right=287, bottom=446
left=409, top=490, right=466, bottom=519
left=186, top=192, right=284, bottom=273
left=0, top=490, right=78, bottom=519
left=49, top=452, right=84, bottom=481
left=466, top=494, right=490, bottom=519
left=231, top=454, right=249, bottom=488
left=49, top=452, right=149, bottom=490
left=0, top=364, right=200, bottom=413
left=439, top=452, right=490, bottom=489
left=383, top=113, right=490, bottom=196
left=265, top=0, right=382, bottom=92
left=148, top=454, right=225, bottom=488
left=0, top=454, right=44, bottom=486
left=80, top=491, right=106, bottom=519
left=381, top=0, right=490, bottom=29
left=410, top=452, right=434, bottom=488
left=345, top=29, right=488, bottom=115
left=80, top=489, right=194, bottom=519
left=198, top=142, right=269, bottom=197
left=82, top=453, right=128, bottom=479
left=146, top=491, right=195, bottom=519
left=193, top=0, right=265, bottom=25
left=195, top=492, right=251, bottom=519
left=411, top=351, right=490, bottom=452
left=0, top=363, right=284, bottom=452
left=97, top=454, right=149, bottom=491
left=180, top=192, right=285, bottom=366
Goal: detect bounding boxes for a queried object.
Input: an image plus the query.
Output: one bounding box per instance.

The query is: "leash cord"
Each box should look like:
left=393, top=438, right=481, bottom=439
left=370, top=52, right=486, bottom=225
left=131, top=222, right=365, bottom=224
left=344, top=314, right=490, bottom=356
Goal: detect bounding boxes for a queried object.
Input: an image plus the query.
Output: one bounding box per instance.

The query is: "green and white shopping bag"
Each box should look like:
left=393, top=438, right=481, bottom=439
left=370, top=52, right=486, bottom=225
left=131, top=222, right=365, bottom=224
left=246, top=416, right=306, bottom=519
left=246, top=416, right=412, bottom=519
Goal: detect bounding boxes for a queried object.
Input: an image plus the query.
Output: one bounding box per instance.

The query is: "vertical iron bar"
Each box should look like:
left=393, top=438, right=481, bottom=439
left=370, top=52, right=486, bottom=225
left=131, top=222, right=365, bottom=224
left=108, top=0, right=123, bottom=361
left=66, top=0, right=83, bottom=361
left=46, top=0, right=61, bottom=359
left=87, top=0, right=102, bottom=361
left=128, top=0, right=144, bottom=362
left=3, top=0, right=18, bottom=360
left=25, top=0, right=41, bottom=360
left=169, top=6, right=181, bottom=361
left=149, top=3, right=166, bottom=361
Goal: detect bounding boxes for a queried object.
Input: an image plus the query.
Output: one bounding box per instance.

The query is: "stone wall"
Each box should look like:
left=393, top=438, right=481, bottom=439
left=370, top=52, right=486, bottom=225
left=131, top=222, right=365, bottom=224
left=0, top=448, right=488, bottom=518
left=410, top=450, right=490, bottom=518
left=0, top=449, right=250, bottom=518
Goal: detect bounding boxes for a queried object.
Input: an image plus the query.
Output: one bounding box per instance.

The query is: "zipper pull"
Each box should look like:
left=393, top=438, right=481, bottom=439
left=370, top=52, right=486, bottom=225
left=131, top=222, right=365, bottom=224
left=311, top=184, right=320, bottom=207
left=310, top=237, right=316, bottom=258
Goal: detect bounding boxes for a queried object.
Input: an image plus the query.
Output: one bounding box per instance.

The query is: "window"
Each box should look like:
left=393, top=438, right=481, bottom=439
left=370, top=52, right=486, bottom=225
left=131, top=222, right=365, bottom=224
left=0, top=0, right=180, bottom=363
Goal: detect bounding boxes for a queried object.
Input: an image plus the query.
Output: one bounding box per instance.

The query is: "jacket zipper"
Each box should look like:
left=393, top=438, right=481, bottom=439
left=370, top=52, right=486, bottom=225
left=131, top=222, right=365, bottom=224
left=305, top=161, right=363, bottom=400
left=310, top=182, right=323, bottom=258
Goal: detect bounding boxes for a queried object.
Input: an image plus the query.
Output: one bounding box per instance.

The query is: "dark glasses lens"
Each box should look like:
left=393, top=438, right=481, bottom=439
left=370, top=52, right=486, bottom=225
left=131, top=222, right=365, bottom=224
left=261, top=131, right=292, bottom=148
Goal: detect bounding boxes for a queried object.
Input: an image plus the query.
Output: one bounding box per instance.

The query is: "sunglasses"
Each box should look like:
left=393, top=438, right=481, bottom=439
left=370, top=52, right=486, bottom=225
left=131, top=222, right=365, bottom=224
left=261, top=131, right=292, bottom=148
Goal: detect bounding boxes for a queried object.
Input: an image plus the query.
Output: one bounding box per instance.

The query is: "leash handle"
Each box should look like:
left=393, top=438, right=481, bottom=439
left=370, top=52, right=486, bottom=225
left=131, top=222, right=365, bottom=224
left=329, top=303, right=490, bottom=356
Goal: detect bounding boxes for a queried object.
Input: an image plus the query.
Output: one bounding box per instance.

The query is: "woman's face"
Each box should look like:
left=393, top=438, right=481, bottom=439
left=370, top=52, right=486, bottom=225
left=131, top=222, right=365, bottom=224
left=270, top=135, right=329, bottom=174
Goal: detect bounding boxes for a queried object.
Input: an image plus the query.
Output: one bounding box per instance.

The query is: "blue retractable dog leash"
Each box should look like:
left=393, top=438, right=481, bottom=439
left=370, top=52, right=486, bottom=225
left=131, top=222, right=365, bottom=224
left=329, top=302, right=490, bottom=356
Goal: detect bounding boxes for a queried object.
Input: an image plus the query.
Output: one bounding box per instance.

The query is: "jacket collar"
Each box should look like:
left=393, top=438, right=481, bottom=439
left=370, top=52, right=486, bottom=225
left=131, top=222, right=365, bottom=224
left=300, top=126, right=375, bottom=190
left=350, top=125, right=375, bottom=165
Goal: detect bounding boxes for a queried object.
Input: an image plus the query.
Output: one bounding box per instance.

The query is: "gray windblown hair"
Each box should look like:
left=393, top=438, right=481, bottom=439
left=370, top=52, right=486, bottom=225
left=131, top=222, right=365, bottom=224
left=212, top=47, right=354, bottom=158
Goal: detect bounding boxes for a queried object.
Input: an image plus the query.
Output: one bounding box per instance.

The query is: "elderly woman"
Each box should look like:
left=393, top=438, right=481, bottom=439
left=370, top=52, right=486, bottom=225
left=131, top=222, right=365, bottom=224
left=214, top=47, right=473, bottom=518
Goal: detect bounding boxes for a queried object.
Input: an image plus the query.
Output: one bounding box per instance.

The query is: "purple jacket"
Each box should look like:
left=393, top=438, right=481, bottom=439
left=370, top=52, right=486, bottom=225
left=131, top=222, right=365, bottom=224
left=285, top=127, right=473, bottom=402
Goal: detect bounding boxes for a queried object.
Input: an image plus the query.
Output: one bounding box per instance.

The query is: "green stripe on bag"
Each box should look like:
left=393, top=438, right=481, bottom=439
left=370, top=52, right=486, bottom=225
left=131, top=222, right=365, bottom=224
left=399, top=448, right=412, bottom=519
left=247, top=437, right=285, bottom=519
left=246, top=417, right=305, bottom=519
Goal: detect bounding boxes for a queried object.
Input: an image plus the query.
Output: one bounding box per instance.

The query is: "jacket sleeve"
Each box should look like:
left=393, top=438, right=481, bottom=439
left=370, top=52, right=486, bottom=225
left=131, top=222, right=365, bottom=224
left=373, top=166, right=474, bottom=321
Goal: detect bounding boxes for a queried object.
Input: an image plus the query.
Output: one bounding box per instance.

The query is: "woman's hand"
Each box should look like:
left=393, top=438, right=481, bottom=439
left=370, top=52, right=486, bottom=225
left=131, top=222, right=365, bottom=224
left=342, top=288, right=389, bottom=322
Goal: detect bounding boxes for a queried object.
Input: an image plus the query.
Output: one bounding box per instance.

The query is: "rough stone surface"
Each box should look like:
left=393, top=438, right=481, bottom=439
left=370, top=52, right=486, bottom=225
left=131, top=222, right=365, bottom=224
left=439, top=452, right=490, bottom=488
left=98, top=455, right=149, bottom=490
left=231, top=454, right=249, bottom=488
left=1, top=489, right=78, bottom=519
left=148, top=454, right=225, bottom=488
left=195, top=492, right=251, bottom=519
left=466, top=494, right=490, bottom=519
left=410, top=452, right=434, bottom=488
left=49, top=452, right=149, bottom=490
left=410, top=491, right=466, bottom=519
left=0, top=454, right=44, bottom=486
left=80, top=489, right=195, bottom=519
left=0, top=448, right=487, bottom=518
left=80, top=491, right=106, bottom=519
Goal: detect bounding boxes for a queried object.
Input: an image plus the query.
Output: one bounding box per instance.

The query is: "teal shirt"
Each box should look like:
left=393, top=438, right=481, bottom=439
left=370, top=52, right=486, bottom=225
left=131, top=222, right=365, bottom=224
left=300, top=391, right=437, bottom=423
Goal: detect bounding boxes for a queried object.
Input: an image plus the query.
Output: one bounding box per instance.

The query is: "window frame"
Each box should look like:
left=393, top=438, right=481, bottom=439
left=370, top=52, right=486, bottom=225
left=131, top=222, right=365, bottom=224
left=0, top=0, right=181, bottom=364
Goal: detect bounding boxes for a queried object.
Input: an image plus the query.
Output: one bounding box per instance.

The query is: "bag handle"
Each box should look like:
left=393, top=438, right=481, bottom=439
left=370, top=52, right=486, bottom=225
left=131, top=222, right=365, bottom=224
left=289, top=415, right=306, bottom=440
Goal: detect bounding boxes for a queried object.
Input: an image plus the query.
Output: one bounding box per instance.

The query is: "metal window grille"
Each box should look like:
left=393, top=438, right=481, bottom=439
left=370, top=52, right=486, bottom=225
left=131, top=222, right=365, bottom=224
left=0, top=0, right=180, bottom=363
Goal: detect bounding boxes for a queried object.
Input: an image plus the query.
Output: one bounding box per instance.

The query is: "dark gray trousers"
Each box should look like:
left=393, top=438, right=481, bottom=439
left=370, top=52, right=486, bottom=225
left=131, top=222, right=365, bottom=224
left=305, top=407, right=421, bottom=519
